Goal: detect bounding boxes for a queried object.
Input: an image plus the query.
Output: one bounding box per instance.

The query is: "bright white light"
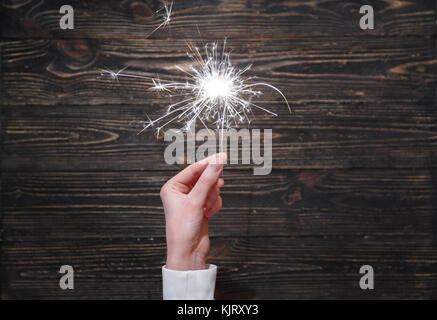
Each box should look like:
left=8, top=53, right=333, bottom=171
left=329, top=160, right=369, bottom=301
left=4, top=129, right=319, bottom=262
left=203, top=75, right=233, bottom=100
left=100, top=40, right=292, bottom=139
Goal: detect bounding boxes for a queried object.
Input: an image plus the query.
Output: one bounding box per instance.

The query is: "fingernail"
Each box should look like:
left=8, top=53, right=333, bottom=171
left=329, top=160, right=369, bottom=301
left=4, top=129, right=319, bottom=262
left=210, top=153, right=226, bottom=165
left=212, top=153, right=226, bottom=165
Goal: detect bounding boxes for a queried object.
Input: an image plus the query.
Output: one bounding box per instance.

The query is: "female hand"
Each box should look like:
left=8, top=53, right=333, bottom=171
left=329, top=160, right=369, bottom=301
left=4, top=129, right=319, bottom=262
left=160, top=153, right=227, bottom=271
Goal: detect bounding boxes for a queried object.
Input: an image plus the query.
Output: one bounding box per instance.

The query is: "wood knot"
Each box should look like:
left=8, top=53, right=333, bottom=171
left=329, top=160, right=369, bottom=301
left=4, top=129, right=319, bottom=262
left=55, top=39, right=97, bottom=70
left=130, top=1, right=153, bottom=19
left=284, top=187, right=302, bottom=206
left=58, top=39, right=92, bottom=59
left=298, top=172, right=325, bottom=188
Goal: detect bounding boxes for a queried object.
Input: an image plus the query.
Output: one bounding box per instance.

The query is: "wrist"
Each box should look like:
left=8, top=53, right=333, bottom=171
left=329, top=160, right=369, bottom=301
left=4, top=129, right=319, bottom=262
left=166, top=251, right=207, bottom=271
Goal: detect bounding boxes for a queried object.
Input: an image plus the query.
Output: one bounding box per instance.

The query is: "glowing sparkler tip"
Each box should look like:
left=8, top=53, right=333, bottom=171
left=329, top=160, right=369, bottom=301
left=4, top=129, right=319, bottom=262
left=202, top=76, right=233, bottom=100
left=137, top=40, right=292, bottom=135
left=99, top=39, right=292, bottom=137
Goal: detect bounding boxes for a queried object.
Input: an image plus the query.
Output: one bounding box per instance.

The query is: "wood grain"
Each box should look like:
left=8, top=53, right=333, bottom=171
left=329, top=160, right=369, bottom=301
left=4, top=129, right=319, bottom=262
left=1, top=0, right=435, bottom=40
left=3, top=38, right=436, bottom=106
left=2, top=37, right=436, bottom=170
left=2, top=102, right=437, bottom=171
left=2, top=169, right=436, bottom=241
left=1, top=0, right=437, bottom=301
left=2, top=236, right=436, bottom=299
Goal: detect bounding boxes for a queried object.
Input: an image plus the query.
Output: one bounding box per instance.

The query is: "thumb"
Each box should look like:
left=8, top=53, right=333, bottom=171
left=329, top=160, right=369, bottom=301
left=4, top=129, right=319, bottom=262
left=188, top=153, right=226, bottom=206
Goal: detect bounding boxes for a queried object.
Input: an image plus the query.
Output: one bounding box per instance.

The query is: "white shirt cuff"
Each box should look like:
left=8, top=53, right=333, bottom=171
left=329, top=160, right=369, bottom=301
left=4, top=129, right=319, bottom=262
left=162, top=264, right=217, bottom=300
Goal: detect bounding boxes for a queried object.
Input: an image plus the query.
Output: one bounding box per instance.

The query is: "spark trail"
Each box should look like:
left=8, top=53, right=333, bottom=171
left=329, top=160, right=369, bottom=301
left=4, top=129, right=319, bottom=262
left=100, top=40, right=292, bottom=150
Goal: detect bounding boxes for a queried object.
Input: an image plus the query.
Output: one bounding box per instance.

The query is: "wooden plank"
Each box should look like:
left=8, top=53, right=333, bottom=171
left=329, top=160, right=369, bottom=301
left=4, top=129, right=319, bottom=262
left=2, top=169, right=436, bottom=240
left=2, top=37, right=436, bottom=170
left=213, top=236, right=437, bottom=299
left=1, top=0, right=437, bottom=302
left=2, top=236, right=436, bottom=299
left=1, top=0, right=435, bottom=40
left=2, top=37, right=436, bottom=106
left=2, top=101, right=437, bottom=171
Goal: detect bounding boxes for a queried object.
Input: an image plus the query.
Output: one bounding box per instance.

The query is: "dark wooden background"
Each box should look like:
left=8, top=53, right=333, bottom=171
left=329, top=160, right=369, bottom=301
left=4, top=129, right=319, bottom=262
left=1, top=0, right=436, bottom=299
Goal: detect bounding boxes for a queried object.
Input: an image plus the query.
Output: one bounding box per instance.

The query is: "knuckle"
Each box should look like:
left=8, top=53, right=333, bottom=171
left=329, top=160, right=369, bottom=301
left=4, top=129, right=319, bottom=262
left=160, top=183, right=169, bottom=199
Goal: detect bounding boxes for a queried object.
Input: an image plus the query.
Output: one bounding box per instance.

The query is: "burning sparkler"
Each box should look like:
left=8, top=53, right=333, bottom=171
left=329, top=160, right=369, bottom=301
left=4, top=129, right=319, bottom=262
left=100, top=39, right=292, bottom=150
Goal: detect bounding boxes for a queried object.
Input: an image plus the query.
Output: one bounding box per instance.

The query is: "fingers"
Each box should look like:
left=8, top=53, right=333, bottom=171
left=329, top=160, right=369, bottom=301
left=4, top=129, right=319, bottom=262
left=202, top=152, right=227, bottom=165
left=161, top=161, right=208, bottom=197
left=168, top=153, right=227, bottom=187
left=189, top=153, right=227, bottom=206
left=217, top=178, right=224, bottom=188
left=169, top=161, right=209, bottom=186
left=205, top=196, right=223, bottom=218
left=205, top=177, right=225, bottom=211
left=205, top=185, right=219, bottom=209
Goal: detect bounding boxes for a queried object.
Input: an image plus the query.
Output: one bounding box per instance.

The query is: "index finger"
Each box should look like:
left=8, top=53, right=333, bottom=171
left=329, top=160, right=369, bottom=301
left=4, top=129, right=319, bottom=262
left=169, top=153, right=227, bottom=186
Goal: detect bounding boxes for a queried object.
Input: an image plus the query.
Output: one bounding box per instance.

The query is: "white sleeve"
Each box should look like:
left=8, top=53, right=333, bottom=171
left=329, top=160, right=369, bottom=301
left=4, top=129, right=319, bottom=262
left=162, top=264, right=217, bottom=300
